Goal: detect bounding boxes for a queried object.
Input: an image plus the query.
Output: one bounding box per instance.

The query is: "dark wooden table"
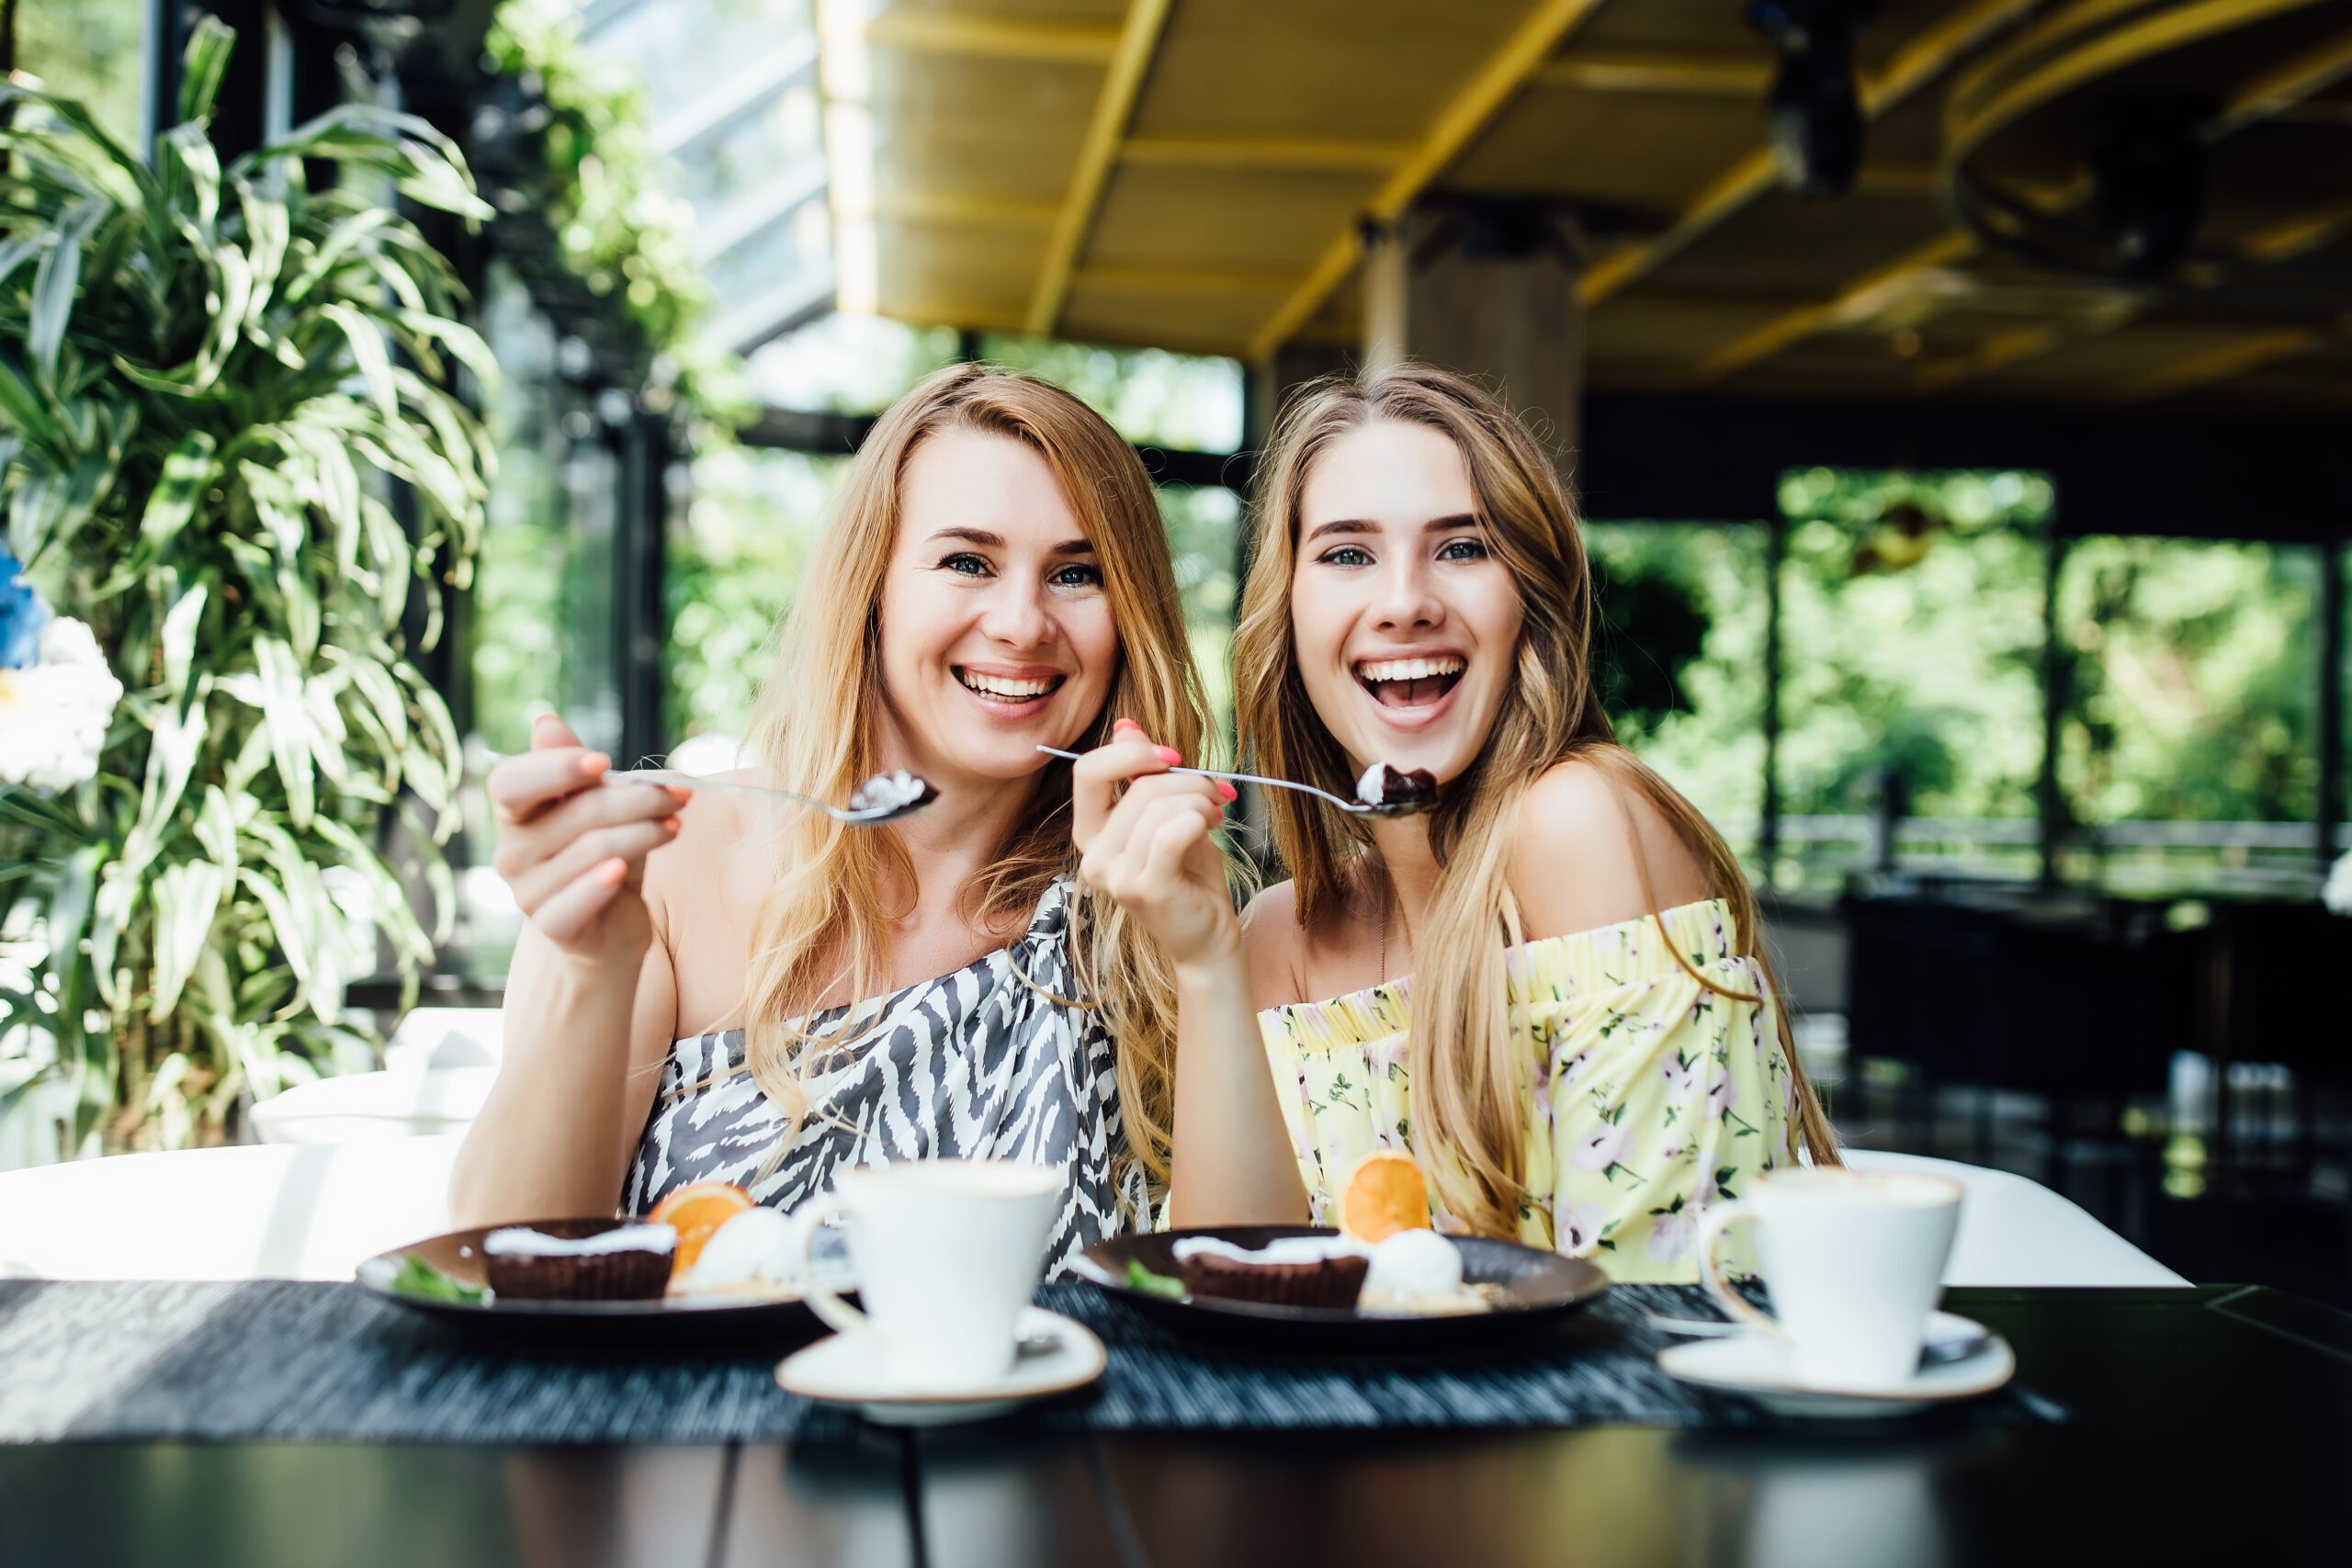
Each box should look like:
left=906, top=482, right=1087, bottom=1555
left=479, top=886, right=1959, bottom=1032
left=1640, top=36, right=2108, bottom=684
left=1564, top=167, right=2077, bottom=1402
left=5, top=1285, right=2346, bottom=1567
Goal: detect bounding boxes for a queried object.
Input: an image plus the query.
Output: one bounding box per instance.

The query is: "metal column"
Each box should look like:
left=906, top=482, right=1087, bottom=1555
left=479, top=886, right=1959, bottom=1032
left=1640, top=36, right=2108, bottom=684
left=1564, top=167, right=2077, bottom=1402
left=617, top=412, right=671, bottom=769
left=2319, top=535, right=2345, bottom=870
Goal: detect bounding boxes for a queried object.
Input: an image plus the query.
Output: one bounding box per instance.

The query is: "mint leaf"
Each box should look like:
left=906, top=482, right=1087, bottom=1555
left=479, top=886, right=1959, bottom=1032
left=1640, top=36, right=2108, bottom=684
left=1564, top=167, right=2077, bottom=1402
left=1125, top=1258, right=1187, bottom=1300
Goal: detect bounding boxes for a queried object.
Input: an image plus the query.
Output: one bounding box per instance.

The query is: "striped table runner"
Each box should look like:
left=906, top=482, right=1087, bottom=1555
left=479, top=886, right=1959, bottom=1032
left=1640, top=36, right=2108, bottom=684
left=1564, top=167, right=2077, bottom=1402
left=0, top=1280, right=2060, bottom=1443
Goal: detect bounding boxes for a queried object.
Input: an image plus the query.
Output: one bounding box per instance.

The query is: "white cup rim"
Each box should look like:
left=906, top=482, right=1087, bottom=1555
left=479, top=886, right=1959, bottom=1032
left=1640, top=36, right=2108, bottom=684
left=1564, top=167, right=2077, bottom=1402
left=837, top=1156, right=1059, bottom=1201
left=1750, top=1166, right=1962, bottom=1208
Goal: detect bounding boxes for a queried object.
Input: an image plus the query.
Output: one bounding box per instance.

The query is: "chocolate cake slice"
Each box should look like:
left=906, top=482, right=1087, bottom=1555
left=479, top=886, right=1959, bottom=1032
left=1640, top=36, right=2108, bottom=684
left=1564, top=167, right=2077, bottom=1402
left=482, top=1222, right=677, bottom=1302
left=1171, top=1236, right=1372, bottom=1309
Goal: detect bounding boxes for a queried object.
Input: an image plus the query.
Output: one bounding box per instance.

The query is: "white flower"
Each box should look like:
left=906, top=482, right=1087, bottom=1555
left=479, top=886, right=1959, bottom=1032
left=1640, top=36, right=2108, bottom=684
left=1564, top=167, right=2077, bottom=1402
left=1660, top=1053, right=1702, bottom=1101
left=1557, top=1201, right=1608, bottom=1255
left=0, top=618, right=122, bottom=791
left=1705, top=1066, right=1735, bottom=1122
left=1570, top=1120, right=1634, bottom=1172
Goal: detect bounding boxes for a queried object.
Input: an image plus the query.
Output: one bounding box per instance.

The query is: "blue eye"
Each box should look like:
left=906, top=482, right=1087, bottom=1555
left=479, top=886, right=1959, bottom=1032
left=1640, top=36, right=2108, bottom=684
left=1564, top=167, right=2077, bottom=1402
left=1438, top=538, right=1488, bottom=561
left=1318, top=546, right=1374, bottom=568
left=1048, top=563, right=1102, bottom=589
left=940, top=553, right=990, bottom=576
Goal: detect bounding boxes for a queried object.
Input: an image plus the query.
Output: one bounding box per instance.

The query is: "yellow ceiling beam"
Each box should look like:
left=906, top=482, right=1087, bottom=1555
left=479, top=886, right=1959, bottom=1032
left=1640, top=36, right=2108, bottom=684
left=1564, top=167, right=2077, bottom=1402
left=2115, top=324, right=2341, bottom=402
left=1913, top=299, right=2138, bottom=393
left=864, top=10, right=1120, bottom=64
left=1532, top=53, right=1770, bottom=96
left=1246, top=0, right=1611, bottom=362
left=1122, top=136, right=1412, bottom=171
left=2208, top=25, right=2352, bottom=137
left=1074, top=265, right=1302, bottom=294
left=1691, top=231, right=1979, bottom=382
left=1580, top=0, right=2041, bottom=309
left=1026, top=0, right=1177, bottom=336
left=876, top=190, right=1059, bottom=226
left=2239, top=197, right=2352, bottom=261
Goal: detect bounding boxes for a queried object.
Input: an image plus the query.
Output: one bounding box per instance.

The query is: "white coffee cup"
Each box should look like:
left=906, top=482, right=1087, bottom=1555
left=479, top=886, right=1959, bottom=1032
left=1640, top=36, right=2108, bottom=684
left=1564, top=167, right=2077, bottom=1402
left=1697, top=1167, right=1962, bottom=1390
left=788, top=1159, right=1061, bottom=1393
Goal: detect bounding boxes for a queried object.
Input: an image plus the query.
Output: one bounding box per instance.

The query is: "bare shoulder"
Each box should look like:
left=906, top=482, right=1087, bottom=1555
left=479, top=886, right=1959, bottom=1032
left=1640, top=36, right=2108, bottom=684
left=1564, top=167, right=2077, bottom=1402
left=1509, top=755, right=1715, bottom=941
left=644, top=773, right=752, bottom=897
left=643, top=769, right=781, bottom=937
left=1238, top=880, right=1307, bottom=1012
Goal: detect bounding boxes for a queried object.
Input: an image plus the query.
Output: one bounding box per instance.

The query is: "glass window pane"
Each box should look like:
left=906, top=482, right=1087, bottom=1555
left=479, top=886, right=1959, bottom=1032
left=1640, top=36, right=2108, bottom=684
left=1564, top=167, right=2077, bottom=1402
left=666, top=446, right=852, bottom=750
left=1585, top=521, right=1769, bottom=863
left=976, top=335, right=1244, bottom=453
left=17, top=0, right=143, bottom=148
left=1774, top=469, right=2055, bottom=892
left=1159, top=485, right=1242, bottom=761
left=2058, top=537, right=2322, bottom=895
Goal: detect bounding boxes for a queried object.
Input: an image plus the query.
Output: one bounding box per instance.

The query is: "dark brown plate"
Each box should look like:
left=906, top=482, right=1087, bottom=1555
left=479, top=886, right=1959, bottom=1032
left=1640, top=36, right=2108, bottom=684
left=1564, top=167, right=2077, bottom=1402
left=356, top=1217, right=845, bottom=1351
left=1076, top=1225, right=1609, bottom=1353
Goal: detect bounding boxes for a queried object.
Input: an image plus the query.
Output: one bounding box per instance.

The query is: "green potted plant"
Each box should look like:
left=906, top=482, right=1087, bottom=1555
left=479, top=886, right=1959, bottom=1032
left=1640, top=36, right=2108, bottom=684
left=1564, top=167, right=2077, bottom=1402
left=0, top=18, right=493, bottom=1156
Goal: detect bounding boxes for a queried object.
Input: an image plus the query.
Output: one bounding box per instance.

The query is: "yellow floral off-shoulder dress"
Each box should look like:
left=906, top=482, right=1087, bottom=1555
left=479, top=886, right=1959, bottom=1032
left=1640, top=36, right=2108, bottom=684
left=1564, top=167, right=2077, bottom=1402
left=1257, top=898, right=1802, bottom=1283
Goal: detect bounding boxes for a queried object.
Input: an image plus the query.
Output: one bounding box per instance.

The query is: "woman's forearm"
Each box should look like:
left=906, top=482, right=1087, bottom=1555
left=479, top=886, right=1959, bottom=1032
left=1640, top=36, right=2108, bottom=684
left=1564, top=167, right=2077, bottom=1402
left=449, top=930, right=648, bottom=1226
left=1166, top=948, right=1310, bottom=1227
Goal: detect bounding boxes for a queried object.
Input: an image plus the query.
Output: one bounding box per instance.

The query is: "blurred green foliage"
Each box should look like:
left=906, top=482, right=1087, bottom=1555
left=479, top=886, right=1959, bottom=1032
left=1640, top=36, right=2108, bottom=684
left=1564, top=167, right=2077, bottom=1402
left=0, top=28, right=490, bottom=1150
left=2059, top=537, right=2318, bottom=826
left=14, top=0, right=145, bottom=150
left=1592, top=465, right=2333, bottom=892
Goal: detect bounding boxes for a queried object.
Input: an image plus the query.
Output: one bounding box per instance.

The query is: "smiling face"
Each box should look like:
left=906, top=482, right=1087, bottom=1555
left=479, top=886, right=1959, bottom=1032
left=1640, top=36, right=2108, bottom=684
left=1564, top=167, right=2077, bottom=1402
left=1289, top=418, right=1525, bottom=788
left=872, top=428, right=1118, bottom=791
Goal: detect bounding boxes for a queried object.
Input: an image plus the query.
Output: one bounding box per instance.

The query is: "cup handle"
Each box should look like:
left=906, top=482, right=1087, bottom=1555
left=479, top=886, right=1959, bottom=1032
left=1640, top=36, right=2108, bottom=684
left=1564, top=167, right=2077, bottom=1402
left=788, top=1193, right=868, bottom=1339
left=1697, top=1200, right=1791, bottom=1344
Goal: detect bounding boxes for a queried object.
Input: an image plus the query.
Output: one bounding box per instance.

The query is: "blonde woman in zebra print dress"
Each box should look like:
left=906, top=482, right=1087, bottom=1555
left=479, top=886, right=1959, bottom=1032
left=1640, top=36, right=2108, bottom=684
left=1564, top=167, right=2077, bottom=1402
left=452, top=367, right=1297, bottom=1275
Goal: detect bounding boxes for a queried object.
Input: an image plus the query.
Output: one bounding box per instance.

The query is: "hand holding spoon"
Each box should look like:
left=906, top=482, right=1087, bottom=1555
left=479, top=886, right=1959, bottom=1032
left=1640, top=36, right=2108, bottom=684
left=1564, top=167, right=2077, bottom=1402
left=605, top=768, right=937, bottom=825
left=1035, top=746, right=1436, bottom=818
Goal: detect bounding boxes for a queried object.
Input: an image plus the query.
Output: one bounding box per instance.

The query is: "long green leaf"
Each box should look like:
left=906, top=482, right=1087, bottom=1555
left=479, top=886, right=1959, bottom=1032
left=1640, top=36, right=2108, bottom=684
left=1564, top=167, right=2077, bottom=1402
left=28, top=199, right=108, bottom=383
left=178, top=16, right=238, bottom=127
left=138, top=432, right=220, bottom=558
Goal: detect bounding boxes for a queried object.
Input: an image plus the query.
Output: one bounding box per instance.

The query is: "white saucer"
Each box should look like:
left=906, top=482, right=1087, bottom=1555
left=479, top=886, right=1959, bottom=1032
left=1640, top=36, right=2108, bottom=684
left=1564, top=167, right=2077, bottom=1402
left=1657, top=1312, right=2016, bottom=1419
left=775, top=1307, right=1105, bottom=1427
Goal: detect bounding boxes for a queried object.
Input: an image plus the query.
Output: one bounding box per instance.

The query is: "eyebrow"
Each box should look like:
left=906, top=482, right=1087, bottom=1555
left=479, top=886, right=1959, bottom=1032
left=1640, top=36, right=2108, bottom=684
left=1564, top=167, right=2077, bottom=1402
left=925, top=527, right=1096, bottom=557
left=1301, top=513, right=1481, bottom=544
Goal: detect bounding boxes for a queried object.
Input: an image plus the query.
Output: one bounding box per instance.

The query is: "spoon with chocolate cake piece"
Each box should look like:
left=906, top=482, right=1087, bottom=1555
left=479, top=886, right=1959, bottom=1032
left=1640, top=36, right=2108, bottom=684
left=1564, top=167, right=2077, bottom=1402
left=604, top=768, right=939, bottom=825
left=1035, top=747, right=1436, bottom=818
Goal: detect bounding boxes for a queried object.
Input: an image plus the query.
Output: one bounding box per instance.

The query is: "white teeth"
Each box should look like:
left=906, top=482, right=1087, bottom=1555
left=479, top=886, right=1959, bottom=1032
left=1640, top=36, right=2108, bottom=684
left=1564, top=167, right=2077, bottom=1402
left=959, top=671, right=1058, bottom=699
left=1358, top=656, right=1464, bottom=683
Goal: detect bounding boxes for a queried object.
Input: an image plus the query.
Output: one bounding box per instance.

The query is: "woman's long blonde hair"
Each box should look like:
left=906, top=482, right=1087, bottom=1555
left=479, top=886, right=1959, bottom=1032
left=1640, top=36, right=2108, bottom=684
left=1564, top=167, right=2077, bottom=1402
left=734, top=364, right=1208, bottom=1193
left=1233, top=363, right=1838, bottom=1236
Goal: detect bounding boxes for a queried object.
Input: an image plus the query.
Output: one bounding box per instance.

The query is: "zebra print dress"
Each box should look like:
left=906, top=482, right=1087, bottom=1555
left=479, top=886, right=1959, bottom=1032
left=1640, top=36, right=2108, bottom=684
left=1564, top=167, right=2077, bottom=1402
left=621, top=879, right=1143, bottom=1278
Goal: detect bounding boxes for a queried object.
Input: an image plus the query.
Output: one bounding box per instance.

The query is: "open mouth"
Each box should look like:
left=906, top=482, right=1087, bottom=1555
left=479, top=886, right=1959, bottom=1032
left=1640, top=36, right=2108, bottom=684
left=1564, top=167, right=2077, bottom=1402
left=1353, top=655, right=1464, bottom=710
left=955, top=667, right=1066, bottom=706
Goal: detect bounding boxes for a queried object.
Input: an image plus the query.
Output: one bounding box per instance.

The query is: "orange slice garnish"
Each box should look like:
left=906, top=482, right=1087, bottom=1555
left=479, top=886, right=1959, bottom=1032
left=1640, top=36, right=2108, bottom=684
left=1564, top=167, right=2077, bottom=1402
left=648, top=1181, right=755, bottom=1271
left=1339, top=1148, right=1431, bottom=1244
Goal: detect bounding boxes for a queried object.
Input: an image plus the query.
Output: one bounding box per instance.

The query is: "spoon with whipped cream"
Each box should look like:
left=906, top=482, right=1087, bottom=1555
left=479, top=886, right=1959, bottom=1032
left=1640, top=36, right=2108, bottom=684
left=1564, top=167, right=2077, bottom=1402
left=605, top=767, right=938, bottom=824
left=1035, top=747, right=1437, bottom=818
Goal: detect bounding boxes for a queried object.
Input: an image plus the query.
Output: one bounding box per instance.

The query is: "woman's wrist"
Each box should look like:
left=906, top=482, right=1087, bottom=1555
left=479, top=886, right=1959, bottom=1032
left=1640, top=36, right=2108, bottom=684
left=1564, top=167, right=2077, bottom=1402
left=1170, top=933, right=1246, bottom=994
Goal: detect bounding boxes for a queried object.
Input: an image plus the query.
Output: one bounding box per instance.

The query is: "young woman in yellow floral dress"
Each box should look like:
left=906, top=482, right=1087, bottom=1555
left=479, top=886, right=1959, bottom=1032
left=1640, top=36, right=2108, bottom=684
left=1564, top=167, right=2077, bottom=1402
left=1071, top=363, right=1838, bottom=1280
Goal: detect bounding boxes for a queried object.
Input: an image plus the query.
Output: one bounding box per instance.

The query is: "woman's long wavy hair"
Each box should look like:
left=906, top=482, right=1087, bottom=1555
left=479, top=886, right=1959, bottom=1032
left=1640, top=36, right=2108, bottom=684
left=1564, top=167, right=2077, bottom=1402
left=732, top=364, right=1209, bottom=1197
left=1232, top=363, right=1838, bottom=1236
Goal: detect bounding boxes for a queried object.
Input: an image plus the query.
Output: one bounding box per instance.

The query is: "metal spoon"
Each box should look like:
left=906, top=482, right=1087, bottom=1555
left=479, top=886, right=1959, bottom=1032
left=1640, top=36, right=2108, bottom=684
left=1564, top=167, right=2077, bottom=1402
left=1035, top=746, right=1436, bottom=818
left=605, top=767, right=938, bottom=824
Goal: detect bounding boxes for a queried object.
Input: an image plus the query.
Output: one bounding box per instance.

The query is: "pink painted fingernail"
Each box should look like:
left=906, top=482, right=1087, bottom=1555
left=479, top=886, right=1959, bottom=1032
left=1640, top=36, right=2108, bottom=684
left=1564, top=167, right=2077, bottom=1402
left=1154, top=746, right=1182, bottom=765
left=1114, top=716, right=1141, bottom=732
left=581, top=753, right=607, bottom=776
left=662, top=817, right=682, bottom=834
left=1217, top=780, right=1238, bottom=803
